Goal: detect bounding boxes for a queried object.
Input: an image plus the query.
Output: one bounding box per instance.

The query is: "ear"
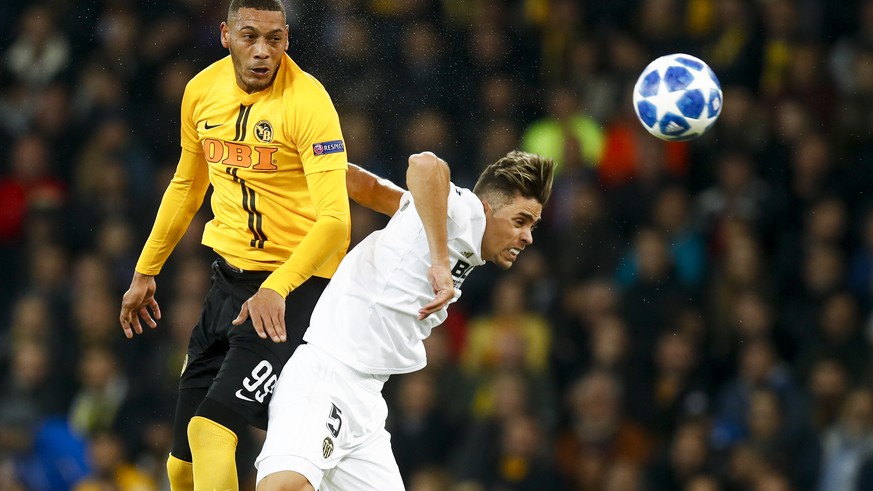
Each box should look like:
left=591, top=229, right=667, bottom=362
left=284, top=25, right=290, bottom=50
left=220, top=22, right=230, bottom=48
left=481, top=199, right=492, bottom=215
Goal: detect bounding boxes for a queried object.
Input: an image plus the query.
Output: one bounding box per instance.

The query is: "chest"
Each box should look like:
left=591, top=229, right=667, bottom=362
left=195, top=97, right=299, bottom=174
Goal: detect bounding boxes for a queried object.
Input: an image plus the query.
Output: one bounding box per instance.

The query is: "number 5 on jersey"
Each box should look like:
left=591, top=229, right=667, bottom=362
left=326, top=403, right=343, bottom=438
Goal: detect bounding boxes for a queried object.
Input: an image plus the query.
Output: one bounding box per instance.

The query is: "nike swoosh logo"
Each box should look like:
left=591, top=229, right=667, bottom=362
left=235, top=389, right=254, bottom=402
left=204, top=121, right=223, bottom=129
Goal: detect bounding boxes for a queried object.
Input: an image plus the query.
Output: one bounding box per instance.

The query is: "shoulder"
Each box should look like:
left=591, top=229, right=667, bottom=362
left=400, top=184, right=479, bottom=218
left=447, top=184, right=484, bottom=229
left=450, top=184, right=482, bottom=214
left=279, top=55, right=335, bottom=105
left=278, top=57, right=341, bottom=137
left=184, top=57, right=231, bottom=99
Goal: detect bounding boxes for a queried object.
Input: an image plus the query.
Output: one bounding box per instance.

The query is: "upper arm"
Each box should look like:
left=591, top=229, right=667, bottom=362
left=179, top=80, right=203, bottom=154
left=406, top=152, right=450, bottom=195
left=290, top=84, right=347, bottom=176
left=166, top=147, right=210, bottom=202
left=405, top=152, right=451, bottom=262
left=173, top=147, right=208, bottom=181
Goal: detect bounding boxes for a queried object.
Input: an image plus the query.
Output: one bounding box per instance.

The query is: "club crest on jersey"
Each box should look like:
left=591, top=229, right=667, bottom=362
left=254, top=120, right=273, bottom=143
left=322, top=437, right=334, bottom=459
left=313, top=140, right=344, bottom=156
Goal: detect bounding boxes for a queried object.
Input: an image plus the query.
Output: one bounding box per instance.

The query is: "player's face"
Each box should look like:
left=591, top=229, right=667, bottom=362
left=221, top=8, right=288, bottom=94
left=481, top=194, right=542, bottom=270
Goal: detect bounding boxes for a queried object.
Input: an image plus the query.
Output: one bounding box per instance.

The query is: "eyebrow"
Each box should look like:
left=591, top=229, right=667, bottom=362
left=518, top=211, right=541, bottom=225
left=238, top=26, right=285, bottom=36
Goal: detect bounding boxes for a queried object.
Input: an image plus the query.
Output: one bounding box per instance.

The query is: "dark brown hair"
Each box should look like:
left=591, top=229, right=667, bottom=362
left=473, top=150, right=555, bottom=208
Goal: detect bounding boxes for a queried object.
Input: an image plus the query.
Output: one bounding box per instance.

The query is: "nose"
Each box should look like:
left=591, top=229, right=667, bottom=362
left=253, top=38, right=269, bottom=59
left=521, top=227, right=533, bottom=245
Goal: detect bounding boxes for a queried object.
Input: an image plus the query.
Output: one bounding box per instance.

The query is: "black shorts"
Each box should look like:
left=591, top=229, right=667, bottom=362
left=179, top=257, right=328, bottom=430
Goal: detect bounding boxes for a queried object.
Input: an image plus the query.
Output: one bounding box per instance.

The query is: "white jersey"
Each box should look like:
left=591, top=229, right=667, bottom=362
left=304, top=183, right=486, bottom=374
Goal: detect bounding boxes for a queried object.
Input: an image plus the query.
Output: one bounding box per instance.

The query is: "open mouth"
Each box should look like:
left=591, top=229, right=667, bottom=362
left=250, top=67, right=270, bottom=76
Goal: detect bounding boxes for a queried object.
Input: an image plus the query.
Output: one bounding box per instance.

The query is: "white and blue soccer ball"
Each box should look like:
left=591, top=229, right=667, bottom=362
left=633, top=53, right=723, bottom=141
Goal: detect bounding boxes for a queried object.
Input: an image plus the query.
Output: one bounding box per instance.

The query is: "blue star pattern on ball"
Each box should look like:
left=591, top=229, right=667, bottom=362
left=633, top=53, right=723, bottom=141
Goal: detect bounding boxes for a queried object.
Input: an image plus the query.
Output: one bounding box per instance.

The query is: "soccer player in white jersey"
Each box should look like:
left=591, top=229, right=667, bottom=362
left=254, top=150, right=555, bottom=491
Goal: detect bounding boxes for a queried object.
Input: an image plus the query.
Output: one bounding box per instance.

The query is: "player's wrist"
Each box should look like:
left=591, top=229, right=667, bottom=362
left=430, top=255, right=451, bottom=267
left=259, top=280, right=289, bottom=298
left=132, top=271, right=156, bottom=282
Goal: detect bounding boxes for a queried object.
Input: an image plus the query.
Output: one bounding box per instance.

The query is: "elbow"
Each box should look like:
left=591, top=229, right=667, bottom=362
left=318, top=210, right=351, bottom=243
left=407, top=152, right=449, bottom=188
left=407, top=152, right=439, bottom=173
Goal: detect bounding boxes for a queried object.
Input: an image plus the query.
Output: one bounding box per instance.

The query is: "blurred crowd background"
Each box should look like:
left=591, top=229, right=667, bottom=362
left=2, top=0, right=873, bottom=490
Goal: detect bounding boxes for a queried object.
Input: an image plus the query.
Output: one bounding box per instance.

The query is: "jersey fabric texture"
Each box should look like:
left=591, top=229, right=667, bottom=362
left=180, top=258, right=328, bottom=430
left=255, top=344, right=402, bottom=491
left=258, top=183, right=486, bottom=489
left=304, top=183, right=486, bottom=374
left=135, top=53, right=350, bottom=296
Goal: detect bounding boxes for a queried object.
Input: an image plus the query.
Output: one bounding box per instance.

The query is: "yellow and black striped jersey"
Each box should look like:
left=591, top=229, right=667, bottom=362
left=136, top=53, right=350, bottom=294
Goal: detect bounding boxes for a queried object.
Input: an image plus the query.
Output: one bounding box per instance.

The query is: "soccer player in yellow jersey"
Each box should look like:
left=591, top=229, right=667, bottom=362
left=117, top=1, right=401, bottom=490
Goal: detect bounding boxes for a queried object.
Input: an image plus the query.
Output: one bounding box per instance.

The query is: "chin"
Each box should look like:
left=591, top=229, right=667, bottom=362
left=245, top=80, right=270, bottom=92
left=496, top=260, right=513, bottom=270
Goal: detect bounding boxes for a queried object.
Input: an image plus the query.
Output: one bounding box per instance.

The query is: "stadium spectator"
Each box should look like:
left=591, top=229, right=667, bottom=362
left=72, top=431, right=157, bottom=491
left=385, top=371, right=458, bottom=486
left=554, top=369, right=654, bottom=486
left=646, top=417, right=716, bottom=491
left=2, top=5, right=70, bottom=90
left=816, top=387, right=873, bottom=491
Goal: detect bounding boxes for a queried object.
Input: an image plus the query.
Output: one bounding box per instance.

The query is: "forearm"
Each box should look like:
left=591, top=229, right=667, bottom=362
left=406, top=152, right=451, bottom=266
left=347, top=163, right=404, bottom=216
left=260, top=214, right=348, bottom=297
left=136, top=149, right=209, bottom=275
left=260, top=169, right=351, bottom=297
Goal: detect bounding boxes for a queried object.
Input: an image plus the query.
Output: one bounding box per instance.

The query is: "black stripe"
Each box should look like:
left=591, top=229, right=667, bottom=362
left=239, top=105, right=252, bottom=141
left=227, top=167, right=266, bottom=249
left=233, top=104, right=246, bottom=141
left=244, top=186, right=261, bottom=248
left=248, top=189, right=267, bottom=248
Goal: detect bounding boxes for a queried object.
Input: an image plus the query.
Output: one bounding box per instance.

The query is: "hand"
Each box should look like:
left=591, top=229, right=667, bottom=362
left=119, top=272, right=161, bottom=339
left=233, top=288, right=286, bottom=342
left=419, top=264, right=455, bottom=320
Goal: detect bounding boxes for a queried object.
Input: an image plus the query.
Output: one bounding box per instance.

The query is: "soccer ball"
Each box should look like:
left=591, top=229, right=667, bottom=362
left=632, top=53, right=723, bottom=141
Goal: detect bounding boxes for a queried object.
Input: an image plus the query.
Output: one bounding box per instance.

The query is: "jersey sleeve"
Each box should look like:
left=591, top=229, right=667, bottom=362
left=135, top=147, right=210, bottom=275
left=260, top=168, right=351, bottom=296
left=445, top=184, right=472, bottom=237
left=179, top=79, right=202, bottom=153
left=288, top=76, right=348, bottom=175
left=256, top=76, right=351, bottom=295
